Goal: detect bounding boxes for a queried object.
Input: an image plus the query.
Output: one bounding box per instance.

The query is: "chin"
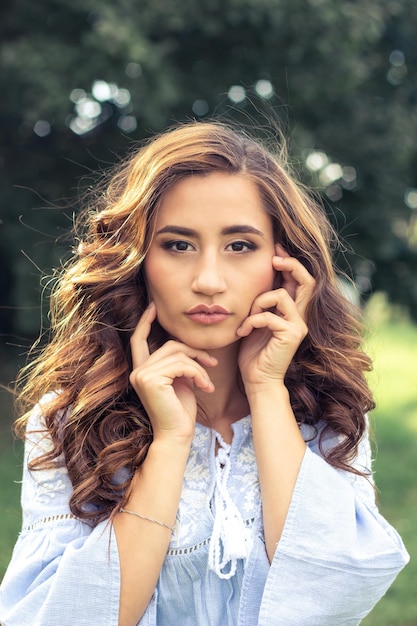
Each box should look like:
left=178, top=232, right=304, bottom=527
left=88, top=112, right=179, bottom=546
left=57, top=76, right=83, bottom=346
left=185, top=334, right=241, bottom=352
left=158, top=320, right=240, bottom=351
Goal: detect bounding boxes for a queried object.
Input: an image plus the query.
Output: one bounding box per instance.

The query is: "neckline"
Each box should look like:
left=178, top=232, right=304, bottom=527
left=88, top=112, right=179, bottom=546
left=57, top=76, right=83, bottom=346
left=195, top=414, right=251, bottom=435
left=194, top=414, right=251, bottom=450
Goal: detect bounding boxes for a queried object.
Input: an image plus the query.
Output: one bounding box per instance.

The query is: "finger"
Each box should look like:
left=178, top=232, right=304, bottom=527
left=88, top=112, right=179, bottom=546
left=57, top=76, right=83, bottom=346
left=240, top=290, right=301, bottom=332
left=272, top=255, right=315, bottom=291
left=130, top=302, right=157, bottom=368
left=272, top=256, right=315, bottom=318
left=165, top=357, right=215, bottom=393
left=140, top=339, right=218, bottom=369
left=237, top=310, right=287, bottom=337
left=237, top=310, right=308, bottom=342
left=275, top=243, right=290, bottom=258
left=249, top=288, right=298, bottom=317
left=132, top=353, right=215, bottom=393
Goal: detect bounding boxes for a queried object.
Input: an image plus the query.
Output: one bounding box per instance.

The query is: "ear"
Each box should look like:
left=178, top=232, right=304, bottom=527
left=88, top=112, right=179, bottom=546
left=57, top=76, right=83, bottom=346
left=273, top=242, right=286, bottom=289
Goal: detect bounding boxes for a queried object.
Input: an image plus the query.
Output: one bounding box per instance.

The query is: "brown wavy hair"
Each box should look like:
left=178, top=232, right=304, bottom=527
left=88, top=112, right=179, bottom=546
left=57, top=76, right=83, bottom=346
left=15, top=120, right=375, bottom=524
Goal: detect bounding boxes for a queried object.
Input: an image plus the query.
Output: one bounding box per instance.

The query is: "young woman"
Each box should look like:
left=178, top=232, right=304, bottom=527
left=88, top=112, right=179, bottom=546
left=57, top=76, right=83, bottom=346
left=0, top=121, right=409, bottom=626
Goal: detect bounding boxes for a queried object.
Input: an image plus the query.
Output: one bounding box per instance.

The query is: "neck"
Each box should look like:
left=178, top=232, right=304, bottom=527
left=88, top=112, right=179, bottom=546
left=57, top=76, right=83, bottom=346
left=195, top=342, right=249, bottom=442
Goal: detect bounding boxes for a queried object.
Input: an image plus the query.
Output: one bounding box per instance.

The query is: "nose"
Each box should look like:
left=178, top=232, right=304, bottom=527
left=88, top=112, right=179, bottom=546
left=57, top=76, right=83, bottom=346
left=191, top=252, right=226, bottom=296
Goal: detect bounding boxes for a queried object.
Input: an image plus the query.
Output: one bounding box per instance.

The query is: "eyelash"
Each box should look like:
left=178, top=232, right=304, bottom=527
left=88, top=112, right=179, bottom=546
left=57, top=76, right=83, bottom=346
left=226, top=241, right=257, bottom=252
left=161, top=240, right=194, bottom=252
left=161, top=240, right=258, bottom=253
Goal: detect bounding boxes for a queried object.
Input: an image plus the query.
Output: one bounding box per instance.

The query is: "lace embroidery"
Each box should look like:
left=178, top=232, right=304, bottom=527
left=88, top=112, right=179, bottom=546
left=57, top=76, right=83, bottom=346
left=23, top=513, right=77, bottom=532
left=167, top=517, right=255, bottom=556
left=27, top=459, right=70, bottom=505
left=170, top=418, right=260, bottom=559
left=167, top=417, right=260, bottom=579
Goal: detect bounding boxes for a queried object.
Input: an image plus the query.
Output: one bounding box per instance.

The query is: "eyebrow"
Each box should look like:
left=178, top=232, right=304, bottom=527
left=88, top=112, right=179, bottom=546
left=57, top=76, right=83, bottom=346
left=155, top=225, right=266, bottom=238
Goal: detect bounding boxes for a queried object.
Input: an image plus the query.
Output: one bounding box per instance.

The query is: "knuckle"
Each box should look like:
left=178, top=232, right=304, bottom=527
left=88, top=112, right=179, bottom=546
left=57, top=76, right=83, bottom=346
left=129, top=332, right=139, bottom=347
left=129, top=370, right=139, bottom=387
left=289, top=321, right=308, bottom=342
left=275, top=287, right=288, bottom=299
left=130, top=367, right=150, bottom=388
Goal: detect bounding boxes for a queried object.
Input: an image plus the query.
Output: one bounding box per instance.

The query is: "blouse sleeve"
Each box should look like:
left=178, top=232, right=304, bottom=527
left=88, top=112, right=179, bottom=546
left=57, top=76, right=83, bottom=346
left=0, top=402, right=157, bottom=626
left=258, top=422, right=410, bottom=626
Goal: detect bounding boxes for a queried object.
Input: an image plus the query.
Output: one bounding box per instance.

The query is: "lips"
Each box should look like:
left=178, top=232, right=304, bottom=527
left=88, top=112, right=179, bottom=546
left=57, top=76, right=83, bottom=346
left=187, top=304, right=230, bottom=315
left=186, top=304, right=231, bottom=325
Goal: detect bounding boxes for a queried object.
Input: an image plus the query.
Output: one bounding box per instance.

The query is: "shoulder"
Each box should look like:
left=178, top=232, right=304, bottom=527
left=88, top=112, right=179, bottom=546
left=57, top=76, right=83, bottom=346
left=24, top=391, right=68, bottom=460
left=21, top=393, right=75, bottom=527
left=301, top=416, right=373, bottom=476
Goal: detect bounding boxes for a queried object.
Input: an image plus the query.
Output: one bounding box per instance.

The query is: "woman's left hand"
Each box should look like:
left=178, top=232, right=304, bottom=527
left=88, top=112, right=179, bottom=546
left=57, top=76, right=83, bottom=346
left=237, top=245, right=316, bottom=388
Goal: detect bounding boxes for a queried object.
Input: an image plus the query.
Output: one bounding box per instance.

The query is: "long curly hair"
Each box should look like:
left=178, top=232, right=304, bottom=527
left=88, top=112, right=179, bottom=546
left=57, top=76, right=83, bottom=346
left=15, top=121, right=375, bottom=524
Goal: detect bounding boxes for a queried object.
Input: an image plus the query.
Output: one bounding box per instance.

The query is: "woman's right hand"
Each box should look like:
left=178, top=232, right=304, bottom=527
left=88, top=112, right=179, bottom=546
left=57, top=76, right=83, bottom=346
left=129, top=302, right=217, bottom=445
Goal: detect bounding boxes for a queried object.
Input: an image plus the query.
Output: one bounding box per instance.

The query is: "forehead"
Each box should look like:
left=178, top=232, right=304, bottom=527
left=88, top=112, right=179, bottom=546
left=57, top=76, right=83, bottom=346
left=155, top=172, right=272, bottom=231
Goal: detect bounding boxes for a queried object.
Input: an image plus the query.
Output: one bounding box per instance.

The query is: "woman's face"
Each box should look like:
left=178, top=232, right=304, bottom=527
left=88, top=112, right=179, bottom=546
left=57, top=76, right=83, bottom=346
left=144, top=172, right=276, bottom=351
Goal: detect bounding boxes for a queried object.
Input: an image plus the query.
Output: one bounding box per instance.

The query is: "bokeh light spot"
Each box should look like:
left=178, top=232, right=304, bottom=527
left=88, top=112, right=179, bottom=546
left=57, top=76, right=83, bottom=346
left=320, top=163, right=343, bottom=185
left=69, top=89, right=86, bottom=103
left=305, top=150, right=328, bottom=171
left=192, top=99, right=209, bottom=116
left=76, top=97, right=101, bottom=118
left=117, top=115, right=137, bottom=132
left=325, top=184, right=343, bottom=201
left=228, top=85, right=246, bottom=103
left=404, top=188, right=417, bottom=210
left=68, top=116, right=96, bottom=135
left=92, top=80, right=113, bottom=102
left=33, top=120, right=51, bottom=137
left=254, top=79, right=274, bottom=99
left=389, top=50, right=405, bottom=67
left=113, top=88, right=131, bottom=107
left=125, top=62, right=142, bottom=78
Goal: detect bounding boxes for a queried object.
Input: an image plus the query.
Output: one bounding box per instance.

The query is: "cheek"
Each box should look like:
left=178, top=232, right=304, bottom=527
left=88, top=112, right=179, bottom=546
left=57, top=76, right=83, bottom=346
left=143, top=256, right=168, bottom=300
left=238, top=265, right=275, bottom=312
left=145, top=278, right=168, bottom=307
left=249, top=263, right=275, bottom=294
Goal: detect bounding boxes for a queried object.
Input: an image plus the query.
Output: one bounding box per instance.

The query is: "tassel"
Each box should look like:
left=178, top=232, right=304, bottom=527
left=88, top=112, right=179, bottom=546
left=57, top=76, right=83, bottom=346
left=222, top=515, right=253, bottom=561
left=208, top=433, right=253, bottom=579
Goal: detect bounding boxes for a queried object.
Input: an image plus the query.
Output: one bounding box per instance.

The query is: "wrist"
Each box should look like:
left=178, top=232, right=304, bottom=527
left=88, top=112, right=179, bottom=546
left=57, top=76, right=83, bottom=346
left=245, top=380, right=289, bottom=400
left=149, top=434, right=193, bottom=458
left=246, top=383, right=295, bottom=426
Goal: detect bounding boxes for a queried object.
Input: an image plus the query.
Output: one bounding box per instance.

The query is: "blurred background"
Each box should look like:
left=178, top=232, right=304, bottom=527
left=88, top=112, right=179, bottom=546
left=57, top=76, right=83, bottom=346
left=0, top=1, right=416, bottom=623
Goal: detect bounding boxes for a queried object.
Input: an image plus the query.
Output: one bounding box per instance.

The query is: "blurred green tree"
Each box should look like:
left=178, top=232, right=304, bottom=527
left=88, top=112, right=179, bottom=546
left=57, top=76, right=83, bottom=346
left=1, top=0, right=416, bottom=337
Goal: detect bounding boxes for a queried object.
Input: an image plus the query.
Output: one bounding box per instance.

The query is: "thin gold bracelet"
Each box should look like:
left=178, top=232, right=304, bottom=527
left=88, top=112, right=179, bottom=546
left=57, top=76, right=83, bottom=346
left=119, top=507, right=175, bottom=533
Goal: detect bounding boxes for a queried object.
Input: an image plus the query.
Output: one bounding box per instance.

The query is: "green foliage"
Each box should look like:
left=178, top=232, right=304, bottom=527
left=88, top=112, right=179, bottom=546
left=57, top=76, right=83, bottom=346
left=1, top=0, right=417, bottom=336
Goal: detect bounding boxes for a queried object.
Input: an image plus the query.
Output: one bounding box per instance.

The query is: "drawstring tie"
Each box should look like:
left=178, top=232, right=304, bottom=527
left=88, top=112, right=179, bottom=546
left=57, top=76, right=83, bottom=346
left=208, top=432, right=253, bottom=579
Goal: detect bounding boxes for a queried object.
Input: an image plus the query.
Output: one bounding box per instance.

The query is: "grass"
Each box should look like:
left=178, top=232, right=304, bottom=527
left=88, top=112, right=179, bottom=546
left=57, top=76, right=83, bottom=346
left=0, top=420, right=23, bottom=574
left=0, top=300, right=416, bottom=623
left=0, top=345, right=25, bottom=580
left=361, top=302, right=417, bottom=626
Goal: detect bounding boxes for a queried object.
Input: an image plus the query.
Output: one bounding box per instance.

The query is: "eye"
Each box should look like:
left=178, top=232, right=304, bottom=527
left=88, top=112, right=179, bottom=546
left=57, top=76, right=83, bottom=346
left=226, top=240, right=257, bottom=253
left=162, top=240, right=194, bottom=252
